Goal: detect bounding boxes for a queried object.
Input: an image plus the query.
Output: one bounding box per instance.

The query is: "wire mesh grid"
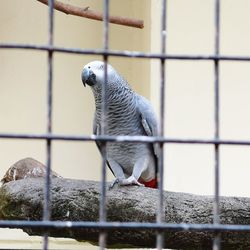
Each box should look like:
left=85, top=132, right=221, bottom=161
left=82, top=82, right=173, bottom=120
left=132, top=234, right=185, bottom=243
left=0, top=0, right=250, bottom=249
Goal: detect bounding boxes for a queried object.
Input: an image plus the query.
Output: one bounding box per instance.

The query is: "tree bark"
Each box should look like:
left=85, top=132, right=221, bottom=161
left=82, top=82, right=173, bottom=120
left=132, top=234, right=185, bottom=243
left=0, top=178, right=250, bottom=249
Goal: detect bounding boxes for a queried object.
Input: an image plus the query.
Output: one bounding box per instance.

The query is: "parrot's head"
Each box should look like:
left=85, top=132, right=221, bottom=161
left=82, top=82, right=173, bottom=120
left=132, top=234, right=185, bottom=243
left=81, top=61, right=118, bottom=89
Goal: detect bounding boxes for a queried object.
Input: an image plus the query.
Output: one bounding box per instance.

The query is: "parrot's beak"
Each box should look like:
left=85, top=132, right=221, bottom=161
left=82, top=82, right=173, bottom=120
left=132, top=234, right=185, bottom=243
left=81, top=68, right=96, bottom=87
left=81, top=68, right=89, bottom=87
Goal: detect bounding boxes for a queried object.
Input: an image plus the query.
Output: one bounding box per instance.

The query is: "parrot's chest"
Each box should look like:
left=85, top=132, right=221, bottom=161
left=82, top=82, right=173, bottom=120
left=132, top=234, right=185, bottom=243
left=101, top=109, right=143, bottom=135
left=95, top=104, right=148, bottom=171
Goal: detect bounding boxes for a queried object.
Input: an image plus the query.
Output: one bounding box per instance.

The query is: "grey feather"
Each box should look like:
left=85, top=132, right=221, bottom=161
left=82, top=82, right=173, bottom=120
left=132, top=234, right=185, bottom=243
left=137, top=95, right=159, bottom=157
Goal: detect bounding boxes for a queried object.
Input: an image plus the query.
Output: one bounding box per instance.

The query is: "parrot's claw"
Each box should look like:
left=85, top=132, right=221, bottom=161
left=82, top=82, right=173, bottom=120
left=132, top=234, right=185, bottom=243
left=119, top=176, right=144, bottom=187
left=109, top=176, right=144, bottom=190
left=120, top=176, right=144, bottom=187
left=108, top=178, right=120, bottom=190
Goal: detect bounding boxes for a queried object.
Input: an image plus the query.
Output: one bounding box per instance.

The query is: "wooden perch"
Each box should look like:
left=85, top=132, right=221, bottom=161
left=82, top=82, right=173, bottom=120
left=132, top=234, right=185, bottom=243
left=0, top=164, right=250, bottom=249
left=36, top=0, right=144, bottom=29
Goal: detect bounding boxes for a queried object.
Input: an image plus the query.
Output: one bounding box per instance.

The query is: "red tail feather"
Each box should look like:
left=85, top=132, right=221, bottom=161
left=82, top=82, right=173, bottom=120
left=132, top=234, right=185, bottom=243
left=140, top=178, right=157, bottom=189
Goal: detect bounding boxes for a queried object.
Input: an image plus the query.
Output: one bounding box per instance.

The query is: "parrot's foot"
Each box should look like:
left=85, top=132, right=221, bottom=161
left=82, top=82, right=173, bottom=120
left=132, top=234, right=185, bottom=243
left=120, top=176, right=145, bottom=187
left=108, top=178, right=120, bottom=190
left=109, top=176, right=144, bottom=190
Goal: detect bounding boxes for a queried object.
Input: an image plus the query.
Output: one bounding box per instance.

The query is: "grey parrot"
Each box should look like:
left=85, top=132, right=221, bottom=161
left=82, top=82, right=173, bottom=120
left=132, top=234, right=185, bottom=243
left=81, top=61, right=159, bottom=188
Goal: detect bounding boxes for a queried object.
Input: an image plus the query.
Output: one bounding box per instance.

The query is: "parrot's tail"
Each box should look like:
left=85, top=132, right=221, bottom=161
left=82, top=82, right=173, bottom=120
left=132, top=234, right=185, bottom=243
left=140, top=178, right=158, bottom=189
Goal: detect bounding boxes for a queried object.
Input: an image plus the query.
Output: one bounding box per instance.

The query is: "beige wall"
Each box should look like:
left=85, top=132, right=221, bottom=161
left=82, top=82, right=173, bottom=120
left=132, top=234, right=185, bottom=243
left=0, top=0, right=150, bottom=248
left=1, top=0, right=250, bottom=248
left=0, top=0, right=151, bottom=182
left=162, top=0, right=250, bottom=197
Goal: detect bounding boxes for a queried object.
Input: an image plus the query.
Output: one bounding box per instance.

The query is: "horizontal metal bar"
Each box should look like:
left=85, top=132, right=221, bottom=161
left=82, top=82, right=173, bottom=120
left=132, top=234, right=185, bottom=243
left=1, top=43, right=250, bottom=61
left=0, top=220, right=249, bottom=232
left=1, top=133, right=250, bottom=146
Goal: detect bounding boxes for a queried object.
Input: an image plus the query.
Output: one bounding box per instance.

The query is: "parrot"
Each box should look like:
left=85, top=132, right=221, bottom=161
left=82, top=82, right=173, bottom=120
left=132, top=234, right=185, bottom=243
left=81, top=61, right=159, bottom=189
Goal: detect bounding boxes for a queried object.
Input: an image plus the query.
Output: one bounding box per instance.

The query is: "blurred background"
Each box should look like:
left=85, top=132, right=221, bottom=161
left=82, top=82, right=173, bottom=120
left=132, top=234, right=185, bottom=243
left=1, top=0, right=250, bottom=249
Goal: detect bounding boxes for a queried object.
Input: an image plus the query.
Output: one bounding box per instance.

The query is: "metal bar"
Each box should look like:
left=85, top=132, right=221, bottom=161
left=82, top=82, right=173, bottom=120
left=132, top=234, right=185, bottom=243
left=43, top=0, right=54, bottom=249
left=157, top=0, right=167, bottom=249
left=3, top=133, right=250, bottom=146
left=98, top=0, right=109, bottom=249
left=213, top=0, right=221, bottom=249
left=44, top=2, right=53, bottom=222
left=0, top=220, right=250, bottom=232
left=3, top=43, right=250, bottom=61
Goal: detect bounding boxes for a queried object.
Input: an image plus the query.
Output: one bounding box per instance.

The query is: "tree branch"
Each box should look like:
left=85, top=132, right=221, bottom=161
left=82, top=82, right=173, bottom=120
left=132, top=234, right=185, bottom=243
left=36, top=0, right=144, bottom=29
left=0, top=177, right=250, bottom=249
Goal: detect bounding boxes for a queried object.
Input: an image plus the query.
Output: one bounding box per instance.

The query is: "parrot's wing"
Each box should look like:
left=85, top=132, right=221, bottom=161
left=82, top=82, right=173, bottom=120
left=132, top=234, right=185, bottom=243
left=93, top=115, right=115, bottom=177
left=137, top=95, right=159, bottom=157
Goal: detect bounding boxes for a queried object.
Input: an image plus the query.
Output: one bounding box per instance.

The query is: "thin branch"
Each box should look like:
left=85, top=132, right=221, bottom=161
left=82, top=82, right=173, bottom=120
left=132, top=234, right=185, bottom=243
left=36, top=0, right=144, bottom=29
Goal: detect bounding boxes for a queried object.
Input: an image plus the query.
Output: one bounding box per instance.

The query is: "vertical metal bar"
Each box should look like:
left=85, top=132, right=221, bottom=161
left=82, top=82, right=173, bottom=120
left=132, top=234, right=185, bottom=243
left=157, top=0, right=167, bottom=249
left=213, top=0, right=220, bottom=249
left=99, top=0, right=109, bottom=249
left=43, top=0, right=54, bottom=249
